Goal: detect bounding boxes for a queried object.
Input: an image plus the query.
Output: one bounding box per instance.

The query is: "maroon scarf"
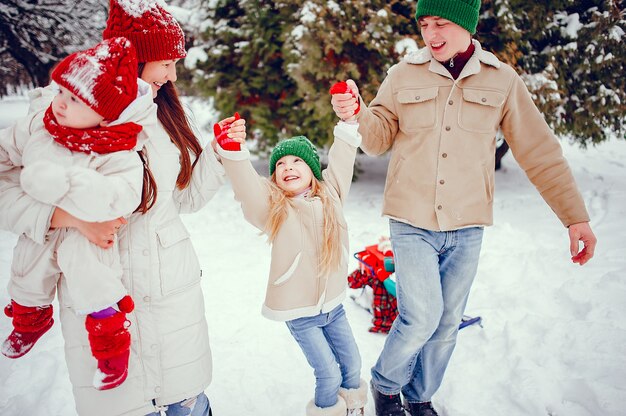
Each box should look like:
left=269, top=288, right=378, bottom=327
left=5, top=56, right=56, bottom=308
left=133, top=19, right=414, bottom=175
left=442, top=42, right=476, bottom=80
left=43, top=106, right=142, bottom=155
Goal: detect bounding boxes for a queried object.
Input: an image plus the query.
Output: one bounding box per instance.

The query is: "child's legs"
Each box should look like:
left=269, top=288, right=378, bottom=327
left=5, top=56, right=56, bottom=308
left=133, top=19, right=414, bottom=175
left=321, top=304, right=362, bottom=390
left=286, top=314, right=343, bottom=408
left=56, top=230, right=127, bottom=314
left=8, top=231, right=62, bottom=306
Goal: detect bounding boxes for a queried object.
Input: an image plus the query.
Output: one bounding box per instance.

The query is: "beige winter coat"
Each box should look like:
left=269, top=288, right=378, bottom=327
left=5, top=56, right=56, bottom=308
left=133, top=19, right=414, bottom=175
left=219, top=122, right=361, bottom=322
left=0, top=90, right=226, bottom=415
left=356, top=40, right=589, bottom=230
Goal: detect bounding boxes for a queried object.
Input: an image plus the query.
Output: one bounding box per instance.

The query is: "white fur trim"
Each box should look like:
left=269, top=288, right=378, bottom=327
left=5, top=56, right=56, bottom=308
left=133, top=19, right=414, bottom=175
left=404, top=39, right=501, bottom=69
left=306, top=397, right=347, bottom=416
left=338, top=379, right=368, bottom=409
left=333, top=122, right=362, bottom=148
left=216, top=143, right=251, bottom=161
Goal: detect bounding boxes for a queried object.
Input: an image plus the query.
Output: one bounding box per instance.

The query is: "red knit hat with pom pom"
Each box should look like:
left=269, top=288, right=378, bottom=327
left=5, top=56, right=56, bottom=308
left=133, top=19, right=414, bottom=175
left=51, top=37, right=138, bottom=121
left=103, top=0, right=187, bottom=63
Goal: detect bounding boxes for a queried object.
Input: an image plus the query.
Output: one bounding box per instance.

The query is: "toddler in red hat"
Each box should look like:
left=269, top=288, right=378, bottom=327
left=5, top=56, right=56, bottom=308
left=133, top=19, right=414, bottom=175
left=0, top=36, right=158, bottom=391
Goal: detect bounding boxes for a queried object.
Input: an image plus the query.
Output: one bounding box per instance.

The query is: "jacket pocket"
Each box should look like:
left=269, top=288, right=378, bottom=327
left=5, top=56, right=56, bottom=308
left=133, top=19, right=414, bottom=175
left=272, top=252, right=301, bottom=287
left=156, top=219, right=201, bottom=296
left=397, top=87, right=438, bottom=132
left=459, top=88, right=505, bottom=134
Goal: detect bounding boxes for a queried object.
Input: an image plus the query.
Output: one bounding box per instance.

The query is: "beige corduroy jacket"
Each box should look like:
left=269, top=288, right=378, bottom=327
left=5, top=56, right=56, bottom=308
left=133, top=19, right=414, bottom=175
left=219, top=122, right=361, bottom=322
left=357, top=40, right=589, bottom=231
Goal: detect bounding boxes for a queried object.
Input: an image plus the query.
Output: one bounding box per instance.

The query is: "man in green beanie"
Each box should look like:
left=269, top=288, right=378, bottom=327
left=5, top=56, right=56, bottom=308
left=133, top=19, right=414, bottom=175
left=330, top=0, right=597, bottom=415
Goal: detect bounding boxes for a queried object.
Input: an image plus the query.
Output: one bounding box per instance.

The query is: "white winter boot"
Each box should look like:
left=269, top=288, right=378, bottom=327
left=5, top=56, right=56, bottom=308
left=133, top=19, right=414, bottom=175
left=338, top=379, right=368, bottom=416
left=306, top=396, right=347, bottom=416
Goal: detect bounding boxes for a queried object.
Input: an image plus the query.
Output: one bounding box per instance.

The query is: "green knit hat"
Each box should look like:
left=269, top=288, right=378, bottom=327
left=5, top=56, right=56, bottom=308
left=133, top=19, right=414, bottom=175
left=415, top=0, right=481, bottom=34
left=269, top=136, right=322, bottom=181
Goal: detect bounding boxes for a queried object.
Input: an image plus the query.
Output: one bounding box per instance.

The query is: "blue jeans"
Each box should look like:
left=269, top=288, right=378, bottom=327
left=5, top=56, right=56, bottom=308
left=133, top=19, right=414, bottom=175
left=146, top=392, right=211, bottom=416
left=286, top=304, right=362, bottom=408
left=371, top=220, right=484, bottom=402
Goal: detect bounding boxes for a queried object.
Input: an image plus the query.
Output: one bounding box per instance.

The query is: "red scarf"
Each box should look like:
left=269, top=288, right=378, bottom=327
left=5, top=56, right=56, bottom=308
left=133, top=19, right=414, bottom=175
left=43, top=106, right=142, bottom=155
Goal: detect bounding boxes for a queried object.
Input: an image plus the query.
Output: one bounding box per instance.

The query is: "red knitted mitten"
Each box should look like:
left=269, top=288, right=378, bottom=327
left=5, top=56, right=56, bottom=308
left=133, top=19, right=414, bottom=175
left=1, top=300, right=54, bottom=359
left=85, top=296, right=134, bottom=390
left=214, top=112, right=241, bottom=151
left=329, top=81, right=360, bottom=115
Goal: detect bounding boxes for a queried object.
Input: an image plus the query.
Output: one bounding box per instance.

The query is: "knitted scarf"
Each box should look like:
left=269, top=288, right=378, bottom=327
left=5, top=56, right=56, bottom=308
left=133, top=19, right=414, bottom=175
left=43, top=106, right=142, bottom=155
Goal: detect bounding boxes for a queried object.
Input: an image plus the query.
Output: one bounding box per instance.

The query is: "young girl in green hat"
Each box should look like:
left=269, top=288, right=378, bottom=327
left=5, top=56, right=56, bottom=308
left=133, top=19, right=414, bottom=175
left=216, top=113, right=368, bottom=416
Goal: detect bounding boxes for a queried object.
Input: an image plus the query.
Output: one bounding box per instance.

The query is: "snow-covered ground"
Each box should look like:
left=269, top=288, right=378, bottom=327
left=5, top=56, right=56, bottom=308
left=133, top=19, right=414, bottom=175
left=0, top=95, right=625, bottom=415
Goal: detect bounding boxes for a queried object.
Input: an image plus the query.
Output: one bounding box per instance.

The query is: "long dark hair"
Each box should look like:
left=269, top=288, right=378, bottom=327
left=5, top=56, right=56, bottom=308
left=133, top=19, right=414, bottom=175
left=134, top=63, right=203, bottom=213
left=153, top=81, right=203, bottom=188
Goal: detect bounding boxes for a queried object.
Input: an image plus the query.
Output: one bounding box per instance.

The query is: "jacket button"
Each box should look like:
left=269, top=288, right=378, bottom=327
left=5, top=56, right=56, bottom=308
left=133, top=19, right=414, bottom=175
left=448, top=100, right=453, bottom=105
left=437, top=205, right=443, bottom=210
left=481, top=97, right=487, bottom=102
left=154, top=386, right=161, bottom=393
left=142, top=249, right=149, bottom=256
left=442, top=153, right=447, bottom=158
left=143, top=296, right=150, bottom=302
left=415, top=96, right=420, bottom=100
left=445, top=126, right=451, bottom=131
left=439, top=180, right=445, bottom=185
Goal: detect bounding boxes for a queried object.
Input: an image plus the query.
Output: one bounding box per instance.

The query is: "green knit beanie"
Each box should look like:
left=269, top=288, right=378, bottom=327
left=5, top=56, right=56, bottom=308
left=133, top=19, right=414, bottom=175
left=269, top=136, right=322, bottom=181
left=415, top=0, right=481, bottom=34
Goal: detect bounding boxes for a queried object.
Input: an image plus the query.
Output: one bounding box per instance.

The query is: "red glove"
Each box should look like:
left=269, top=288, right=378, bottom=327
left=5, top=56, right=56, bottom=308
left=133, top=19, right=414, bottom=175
left=329, top=81, right=360, bottom=115
left=214, top=112, right=241, bottom=151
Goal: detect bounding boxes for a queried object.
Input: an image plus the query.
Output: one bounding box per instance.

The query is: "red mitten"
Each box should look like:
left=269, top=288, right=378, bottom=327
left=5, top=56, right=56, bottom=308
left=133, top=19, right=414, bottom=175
left=329, top=81, right=360, bottom=115
left=1, top=300, right=54, bottom=359
left=214, top=112, right=241, bottom=151
left=85, top=309, right=132, bottom=390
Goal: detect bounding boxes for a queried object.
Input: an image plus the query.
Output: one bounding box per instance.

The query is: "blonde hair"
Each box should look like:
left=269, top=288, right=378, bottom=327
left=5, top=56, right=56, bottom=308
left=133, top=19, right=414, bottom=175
left=266, top=174, right=341, bottom=277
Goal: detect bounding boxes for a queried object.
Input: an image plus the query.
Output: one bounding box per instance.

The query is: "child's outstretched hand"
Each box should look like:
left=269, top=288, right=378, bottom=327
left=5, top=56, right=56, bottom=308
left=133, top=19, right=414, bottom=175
left=330, top=80, right=360, bottom=122
left=213, top=112, right=246, bottom=151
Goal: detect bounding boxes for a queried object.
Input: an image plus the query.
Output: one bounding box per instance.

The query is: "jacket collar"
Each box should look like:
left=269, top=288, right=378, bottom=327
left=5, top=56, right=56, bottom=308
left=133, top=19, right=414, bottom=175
left=403, top=39, right=501, bottom=80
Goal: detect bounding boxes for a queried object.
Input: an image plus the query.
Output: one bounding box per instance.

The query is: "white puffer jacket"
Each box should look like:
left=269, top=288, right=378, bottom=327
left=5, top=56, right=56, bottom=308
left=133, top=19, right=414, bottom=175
left=0, top=86, right=225, bottom=415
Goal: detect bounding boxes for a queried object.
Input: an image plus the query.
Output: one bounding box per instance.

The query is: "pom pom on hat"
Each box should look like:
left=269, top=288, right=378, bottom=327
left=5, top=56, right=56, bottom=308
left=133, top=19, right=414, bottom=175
left=51, top=37, right=138, bottom=121
left=415, top=0, right=481, bottom=34
left=103, top=0, right=187, bottom=62
left=269, top=136, right=322, bottom=181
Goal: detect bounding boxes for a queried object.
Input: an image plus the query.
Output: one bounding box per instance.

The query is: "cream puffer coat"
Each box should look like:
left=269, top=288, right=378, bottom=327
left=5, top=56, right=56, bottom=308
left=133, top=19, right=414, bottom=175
left=0, top=87, right=225, bottom=415
left=219, top=122, right=361, bottom=322
left=356, top=40, right=589, bottom=230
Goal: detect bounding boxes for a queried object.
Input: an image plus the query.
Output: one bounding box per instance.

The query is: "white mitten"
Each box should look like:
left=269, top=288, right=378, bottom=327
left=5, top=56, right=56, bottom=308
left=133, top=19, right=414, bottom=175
left=20, top=160, right=70, bottom=204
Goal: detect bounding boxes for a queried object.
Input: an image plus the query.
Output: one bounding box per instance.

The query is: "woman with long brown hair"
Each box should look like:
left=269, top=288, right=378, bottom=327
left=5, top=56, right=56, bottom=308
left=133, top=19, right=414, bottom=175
left=0, top=0, right=245, bottom=414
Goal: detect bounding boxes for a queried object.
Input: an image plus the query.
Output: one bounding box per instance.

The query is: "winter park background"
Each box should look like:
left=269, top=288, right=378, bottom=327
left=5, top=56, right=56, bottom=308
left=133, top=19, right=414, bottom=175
left=1, top=1, right=626, bottom=415
left=0, top=94, right=625, bottom=415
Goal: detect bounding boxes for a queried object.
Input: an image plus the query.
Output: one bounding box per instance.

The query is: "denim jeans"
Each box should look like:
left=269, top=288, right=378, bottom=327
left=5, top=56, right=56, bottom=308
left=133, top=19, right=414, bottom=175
left=286, top=304, right=362, bottom=408
left=371, top=220, right=484, bottom=403
left=146, top=392, right=211, bottom=416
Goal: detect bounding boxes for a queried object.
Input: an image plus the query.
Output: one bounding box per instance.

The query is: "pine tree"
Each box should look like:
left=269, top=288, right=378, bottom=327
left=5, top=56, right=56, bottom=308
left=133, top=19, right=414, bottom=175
left=188, top=0, right=302, bottom=151
left=0, top=0, right=108, bottom=94
left=496, top=0, right=625, bottom=146
left=282, top=0, right=417, bottom=147
left=188, top=0, right=416, bottom=151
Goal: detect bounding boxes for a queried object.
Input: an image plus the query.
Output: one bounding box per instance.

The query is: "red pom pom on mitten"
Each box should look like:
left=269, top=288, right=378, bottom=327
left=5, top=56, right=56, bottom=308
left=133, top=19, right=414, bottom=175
left=1, top=300, right=54, bottom=359
left=214, top=112, right=241, bottom=151
left=329, top=81, right=360, bottom=115
left=117, top=295, right=134, bottom=313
